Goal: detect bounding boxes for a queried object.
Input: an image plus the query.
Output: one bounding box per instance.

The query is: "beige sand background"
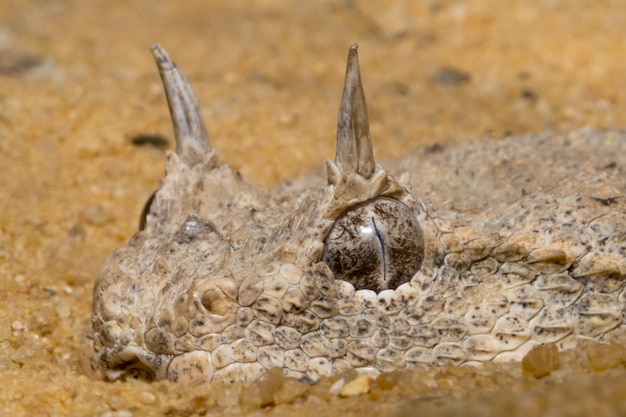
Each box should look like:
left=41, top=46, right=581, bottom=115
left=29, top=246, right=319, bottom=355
left=2, top=1, right=626, bottom=415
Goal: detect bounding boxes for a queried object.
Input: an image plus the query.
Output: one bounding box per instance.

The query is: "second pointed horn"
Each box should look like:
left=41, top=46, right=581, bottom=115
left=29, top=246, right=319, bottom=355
left=335, top=43, right=375, bottom=178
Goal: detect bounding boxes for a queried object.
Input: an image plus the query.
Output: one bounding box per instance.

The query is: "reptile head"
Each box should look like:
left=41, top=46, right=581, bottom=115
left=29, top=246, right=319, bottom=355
left=82, top=44, right=439, bottom=384
left=83, top=44, right=626, bottom=385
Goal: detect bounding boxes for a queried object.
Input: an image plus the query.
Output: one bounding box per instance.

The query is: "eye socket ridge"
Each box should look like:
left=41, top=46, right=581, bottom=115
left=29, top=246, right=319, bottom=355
left=322, top=197, right=424, bottom=292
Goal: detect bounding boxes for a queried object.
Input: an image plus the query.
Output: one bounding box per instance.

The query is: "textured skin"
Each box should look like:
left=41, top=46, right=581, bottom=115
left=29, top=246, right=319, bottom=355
left=83, top=46, right=626, bottom=385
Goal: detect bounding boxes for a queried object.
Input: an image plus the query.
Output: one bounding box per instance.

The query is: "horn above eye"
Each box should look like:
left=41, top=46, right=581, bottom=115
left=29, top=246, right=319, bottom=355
left=322, top=197, right=424, bottom=292
left=335, top=43, right=375, bottom=178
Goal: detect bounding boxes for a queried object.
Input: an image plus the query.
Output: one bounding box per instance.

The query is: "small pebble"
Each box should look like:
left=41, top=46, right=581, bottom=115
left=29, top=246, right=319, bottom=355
left=433, top=67, right=471, bottom=85
left=83, top=204, right=111, bottom=226
left=130, top=133, right=169, bottom=147
left=339, top=375, right=373, bottom=397
left=99, top=410, right=133, bottom=417
left=522, top=343, right=560, bottom=378
left=328, top=378, right=345, bottom=396
left=11, top=321, right=26, bottom=331
left=587, top=343, right=626, bottom=371
left=139, top=391, right=157, bottom=405
left=43, top=287, right=57, bottom=296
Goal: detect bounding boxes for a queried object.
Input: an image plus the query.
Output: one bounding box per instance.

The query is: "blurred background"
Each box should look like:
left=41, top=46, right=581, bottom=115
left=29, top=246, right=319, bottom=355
left=1, top=1, right=626, bottom=414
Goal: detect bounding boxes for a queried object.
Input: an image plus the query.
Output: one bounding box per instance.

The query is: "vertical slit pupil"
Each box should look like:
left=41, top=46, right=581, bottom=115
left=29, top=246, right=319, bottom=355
left=371, top=216, right=387, bottom=283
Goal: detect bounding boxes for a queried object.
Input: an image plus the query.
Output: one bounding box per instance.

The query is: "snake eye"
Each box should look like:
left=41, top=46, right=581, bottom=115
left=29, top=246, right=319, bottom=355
left=323, top=197, right=424, bottom=292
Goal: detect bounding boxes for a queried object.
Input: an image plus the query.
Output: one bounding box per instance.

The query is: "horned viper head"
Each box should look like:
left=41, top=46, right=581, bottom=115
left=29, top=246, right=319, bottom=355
left=83, top=44, right=626, bottom=384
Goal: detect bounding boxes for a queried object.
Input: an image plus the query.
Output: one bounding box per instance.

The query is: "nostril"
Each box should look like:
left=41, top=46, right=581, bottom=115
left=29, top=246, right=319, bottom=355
left=190, top=278, right=239, bottom=335
left=123, top=361, right=156, bottom=382
left=103, top=356, right=157, bottom=382
left=100, top=345, right=162, bottom=382
left=201, top=288, right=231, bottom=316
left=196, top=277, right=238, bottom=317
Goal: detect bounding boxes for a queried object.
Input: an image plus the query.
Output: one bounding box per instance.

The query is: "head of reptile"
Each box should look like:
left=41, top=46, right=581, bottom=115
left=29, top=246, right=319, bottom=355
left=82, top=44, right=626, bottom=384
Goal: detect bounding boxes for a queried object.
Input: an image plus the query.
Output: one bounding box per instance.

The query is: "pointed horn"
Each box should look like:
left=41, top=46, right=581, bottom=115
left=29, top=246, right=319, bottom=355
left=150, top=44, right=212, bottom=167
left=335, top=43, right=375, bottom=178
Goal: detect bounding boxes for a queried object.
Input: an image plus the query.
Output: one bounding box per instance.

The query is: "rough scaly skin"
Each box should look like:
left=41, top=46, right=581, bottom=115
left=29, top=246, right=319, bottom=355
left=82, top=44, right=626, bottom=385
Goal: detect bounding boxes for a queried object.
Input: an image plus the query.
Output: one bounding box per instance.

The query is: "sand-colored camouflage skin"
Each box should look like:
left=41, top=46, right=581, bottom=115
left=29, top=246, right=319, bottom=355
left=82, top=44, right=626, bottom=385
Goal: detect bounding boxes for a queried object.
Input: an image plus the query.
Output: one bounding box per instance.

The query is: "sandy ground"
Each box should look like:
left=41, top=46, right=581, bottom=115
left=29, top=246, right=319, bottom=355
left=2, top=1, right=626, bottom=415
